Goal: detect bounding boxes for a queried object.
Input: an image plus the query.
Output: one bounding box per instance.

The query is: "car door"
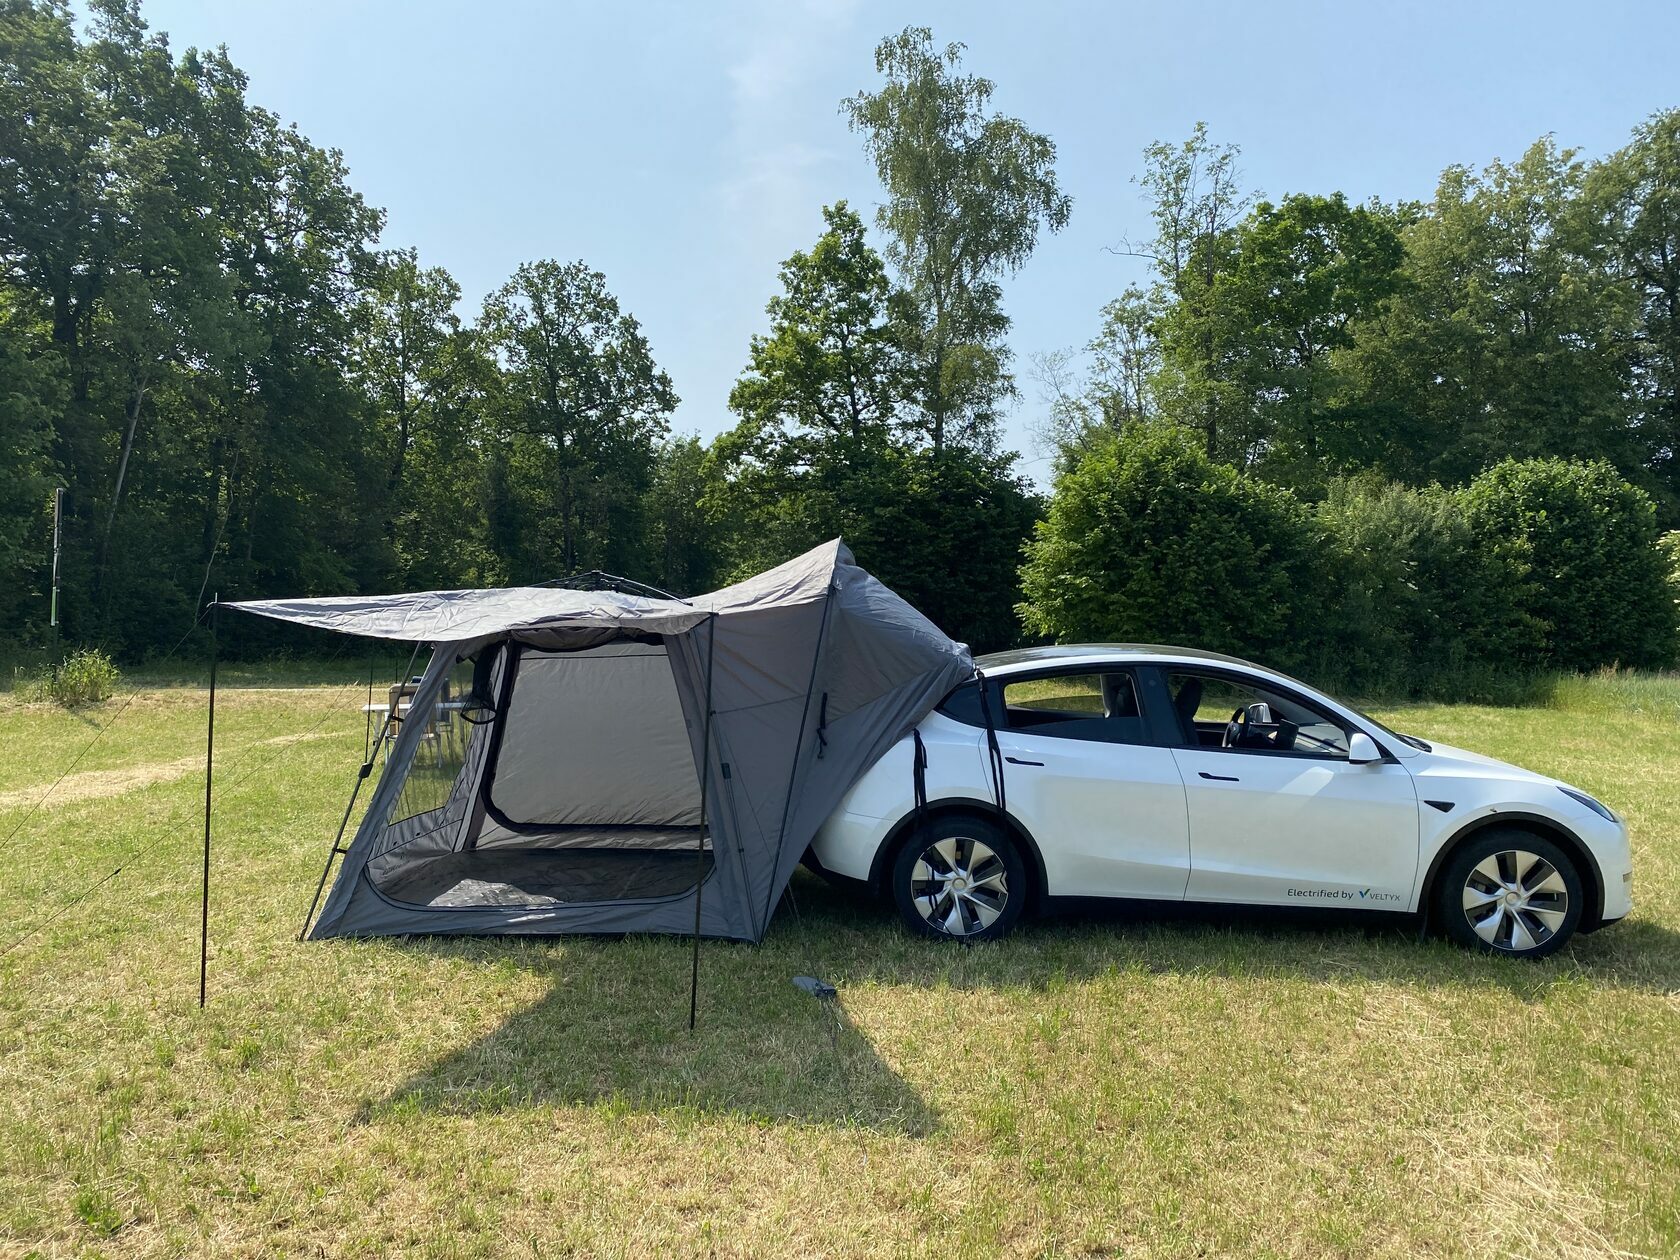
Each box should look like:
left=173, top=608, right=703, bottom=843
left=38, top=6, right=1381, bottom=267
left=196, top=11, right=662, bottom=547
left=990, top=667, right=1190, bottom=901
left=1161, top=667, right=1420, bottom=909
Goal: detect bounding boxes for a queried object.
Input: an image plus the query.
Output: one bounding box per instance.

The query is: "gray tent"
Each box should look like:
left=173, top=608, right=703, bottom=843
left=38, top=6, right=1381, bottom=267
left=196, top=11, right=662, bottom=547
left=228, top=540, right=972, bottom=942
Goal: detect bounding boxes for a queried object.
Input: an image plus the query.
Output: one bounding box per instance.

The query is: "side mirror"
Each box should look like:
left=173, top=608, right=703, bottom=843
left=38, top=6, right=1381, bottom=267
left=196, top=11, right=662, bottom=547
left=1348, top=732, right=1382, bottom=765
left=1245, top=701, right=1274, bottom=726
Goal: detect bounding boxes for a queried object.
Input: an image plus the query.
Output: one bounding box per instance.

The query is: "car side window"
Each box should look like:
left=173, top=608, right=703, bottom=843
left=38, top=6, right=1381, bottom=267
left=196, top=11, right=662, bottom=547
left=1001, top=671, right=1148, bottom=745
left=1166, top=670, right=1351, bottom=759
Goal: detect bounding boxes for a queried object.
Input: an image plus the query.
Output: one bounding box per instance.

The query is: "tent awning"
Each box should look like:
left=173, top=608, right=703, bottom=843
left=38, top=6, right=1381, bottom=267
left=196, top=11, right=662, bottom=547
left=225, top=586, right=713, bottom=642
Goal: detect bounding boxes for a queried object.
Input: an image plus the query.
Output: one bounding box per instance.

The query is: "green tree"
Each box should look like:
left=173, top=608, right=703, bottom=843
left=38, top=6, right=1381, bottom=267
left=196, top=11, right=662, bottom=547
left=1591, top=109, right=1680, bottom=516
left=1340, top=139, right=1634, bottom=487
left=1126, top=123, right=1251, bottom=459
left=1214, top=193, right=1406, bottom=485
left=1461, top=457, right=1676, bottom=670
left=354, top=249, right=465, bottom=499
left=844, top=26, right=1070, bottom=454
left=1033, top=285, right=1161, bottom=474
left=478, top=259, right=676, bottom=577
left=0, top=300, right=60, bottom=626
left=643, top=435, right=723, bottom=597
left=714, top=203, right=1037, bottom=650
left=711, top=204, right=907, bottom=579
left=726, top=202, right=904, bottom=458
left=1312, top=477, right=1544, bottom=694
left=1019, top=424, right=1322, bottom=666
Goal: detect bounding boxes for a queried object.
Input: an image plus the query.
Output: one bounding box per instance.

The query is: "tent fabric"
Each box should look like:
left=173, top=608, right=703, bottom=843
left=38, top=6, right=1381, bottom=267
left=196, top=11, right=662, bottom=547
left=229, top=540, right=972, bottom=943
left=229, top=586, right=711, bottom=642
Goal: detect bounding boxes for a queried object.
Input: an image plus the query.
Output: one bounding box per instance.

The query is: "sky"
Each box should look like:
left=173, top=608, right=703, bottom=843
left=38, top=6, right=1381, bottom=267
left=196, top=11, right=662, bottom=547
left=120, top=0, right=1680, bottom=481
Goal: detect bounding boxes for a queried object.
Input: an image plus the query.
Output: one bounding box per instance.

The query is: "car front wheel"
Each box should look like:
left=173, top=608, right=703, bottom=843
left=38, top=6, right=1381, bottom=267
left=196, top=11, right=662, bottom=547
left=890, top=814, right=1026, bottom=942
left=1435, top=828, right=1584, bottom=959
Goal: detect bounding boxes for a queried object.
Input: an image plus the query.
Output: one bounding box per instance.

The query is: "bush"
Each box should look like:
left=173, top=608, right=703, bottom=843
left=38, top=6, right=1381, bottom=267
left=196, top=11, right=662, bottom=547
left=1018, top=424, right=1324, bottom=670
left=1461, top=458, right=1678, bottom=671
left=1017, top=437, right=1678, bottom=699
left=1310, top=478, right=1545, bottom=696
left=14, top=647, right=122, bottom=706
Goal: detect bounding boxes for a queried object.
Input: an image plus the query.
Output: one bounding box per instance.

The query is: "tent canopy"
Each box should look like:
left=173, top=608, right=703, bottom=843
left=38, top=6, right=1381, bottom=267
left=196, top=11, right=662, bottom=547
left=229, top=541, right=972, bottom=942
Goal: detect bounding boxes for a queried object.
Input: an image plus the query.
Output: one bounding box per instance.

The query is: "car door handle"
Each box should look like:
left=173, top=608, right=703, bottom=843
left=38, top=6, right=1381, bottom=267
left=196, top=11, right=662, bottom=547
left=1198, top=771, right=1239, bottom=782
left=1005, top=756, right=1043, bottom=767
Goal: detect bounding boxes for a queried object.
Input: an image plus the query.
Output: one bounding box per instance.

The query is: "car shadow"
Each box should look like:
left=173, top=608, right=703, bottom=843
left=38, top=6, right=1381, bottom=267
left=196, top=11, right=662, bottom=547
left=786, top=870, right=1680, bottom=1001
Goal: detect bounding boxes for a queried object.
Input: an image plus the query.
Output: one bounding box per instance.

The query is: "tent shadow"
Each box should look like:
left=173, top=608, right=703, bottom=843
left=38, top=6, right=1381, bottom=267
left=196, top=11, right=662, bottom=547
left=359, top=930, right=939, bottom=1137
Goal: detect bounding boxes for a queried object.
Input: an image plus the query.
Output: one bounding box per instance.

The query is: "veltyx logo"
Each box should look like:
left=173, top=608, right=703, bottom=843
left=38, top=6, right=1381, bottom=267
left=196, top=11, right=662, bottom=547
left=1287, top=887, right=1402, bottom=903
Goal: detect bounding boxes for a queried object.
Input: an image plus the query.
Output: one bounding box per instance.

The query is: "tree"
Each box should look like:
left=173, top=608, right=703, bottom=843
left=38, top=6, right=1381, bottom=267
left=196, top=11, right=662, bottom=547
left=726, top=202, right=903, bottom=459
left=0, top=300, right=60, bottom=626
left=478, top=259, right=676, bottom=577
left=713, top=204, right=1037, bottom=650
left=643, top=435, right=722, bottom=597
left=711, top=205, right=907, bottom=580
left=1033, top=285, right=1160, bottom=474
left=1461, top=457, right=1676, bottom=670
left=1126, top=123, right=1252, bottom=459
left=1591, top=109, right=1680, bottom=516
left=1019, top=423, right=1322, bottom=668
left=844, top=26, right=1071, bottom=454
left=1207, top=193, right=1406, bottom=486
left=354, top=249, right=465, bottom=498
left=1340, top=139, right=1634, bottom=487
left=1311, top=477, right=1544, bottom=695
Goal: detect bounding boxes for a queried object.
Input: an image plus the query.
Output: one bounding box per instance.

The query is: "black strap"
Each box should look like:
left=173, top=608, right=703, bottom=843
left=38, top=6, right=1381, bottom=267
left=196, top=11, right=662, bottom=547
left=815, top=692, right=829, bottom=759
left=974, top=669, right=1007, bottom=813
left=911, top=727, right=928, bottom=815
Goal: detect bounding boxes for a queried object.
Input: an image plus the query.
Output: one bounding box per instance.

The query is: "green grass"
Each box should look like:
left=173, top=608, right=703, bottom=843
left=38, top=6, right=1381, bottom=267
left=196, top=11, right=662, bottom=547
left=2, top=671, right=1678, bottom=1257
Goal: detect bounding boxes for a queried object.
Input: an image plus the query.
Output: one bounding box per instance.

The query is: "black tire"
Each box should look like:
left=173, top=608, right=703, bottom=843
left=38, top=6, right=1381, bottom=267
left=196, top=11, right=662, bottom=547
left=889, top=814, right=1027, bottom=942
left=1434, top=827, right=1584, bottom=959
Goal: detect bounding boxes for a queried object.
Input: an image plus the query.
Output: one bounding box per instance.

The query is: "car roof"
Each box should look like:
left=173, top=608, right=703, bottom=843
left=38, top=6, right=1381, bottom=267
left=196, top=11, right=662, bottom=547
left=975, top=642, right=1277, bottom=677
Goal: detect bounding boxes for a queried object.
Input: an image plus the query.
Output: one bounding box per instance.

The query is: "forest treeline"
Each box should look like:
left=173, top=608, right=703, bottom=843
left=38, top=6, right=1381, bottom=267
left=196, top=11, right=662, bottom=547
left=2, top=3, right=1677, bottom=691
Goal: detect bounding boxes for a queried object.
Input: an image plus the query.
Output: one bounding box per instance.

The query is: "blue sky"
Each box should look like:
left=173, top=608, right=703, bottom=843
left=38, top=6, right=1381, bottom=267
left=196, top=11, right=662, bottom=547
left=126, top=0, right=1680, bottom=480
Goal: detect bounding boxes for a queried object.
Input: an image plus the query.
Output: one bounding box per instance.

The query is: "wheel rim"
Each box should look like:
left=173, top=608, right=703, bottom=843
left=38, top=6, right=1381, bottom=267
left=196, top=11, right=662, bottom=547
left=1461, top=848, right=1569, bottom=952
left=909, top=834, right=1008, bottom=937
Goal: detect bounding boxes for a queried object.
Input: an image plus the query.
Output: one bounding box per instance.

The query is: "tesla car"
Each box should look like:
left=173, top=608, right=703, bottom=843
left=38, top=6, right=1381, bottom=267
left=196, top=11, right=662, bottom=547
left=810, top=645, right=1633, bottom=958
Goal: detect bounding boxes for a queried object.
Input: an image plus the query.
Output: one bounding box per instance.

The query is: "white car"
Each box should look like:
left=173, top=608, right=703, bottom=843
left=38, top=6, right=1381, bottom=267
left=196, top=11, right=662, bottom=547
left=811, top=645, right=1633, bottom=958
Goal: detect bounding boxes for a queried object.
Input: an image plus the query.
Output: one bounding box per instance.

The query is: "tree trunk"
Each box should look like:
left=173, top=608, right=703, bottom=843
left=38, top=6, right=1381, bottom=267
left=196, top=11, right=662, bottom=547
left=98, top=376, right=146, bottom=578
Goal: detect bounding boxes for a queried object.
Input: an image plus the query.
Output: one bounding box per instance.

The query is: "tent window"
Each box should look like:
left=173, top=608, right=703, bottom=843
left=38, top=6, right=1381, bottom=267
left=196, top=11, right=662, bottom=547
left=368, top=638, right=714, bottom=911
left=387, top=659, right=475, bottom=825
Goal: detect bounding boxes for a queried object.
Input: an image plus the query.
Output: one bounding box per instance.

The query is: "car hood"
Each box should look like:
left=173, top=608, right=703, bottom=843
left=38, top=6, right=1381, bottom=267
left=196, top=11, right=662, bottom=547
left=1409, top=741, right=1560, bottom=788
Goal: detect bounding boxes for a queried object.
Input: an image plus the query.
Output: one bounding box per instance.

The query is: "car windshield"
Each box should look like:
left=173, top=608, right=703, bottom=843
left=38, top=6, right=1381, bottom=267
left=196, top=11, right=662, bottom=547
left=1343, top=703, right=1432, bottom=752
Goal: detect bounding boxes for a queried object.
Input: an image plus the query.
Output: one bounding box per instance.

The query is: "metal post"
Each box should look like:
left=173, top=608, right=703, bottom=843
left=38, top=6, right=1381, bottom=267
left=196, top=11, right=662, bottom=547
left=49, top=487, right=63, bottom=630
left=199, top=598, right=218, bottom=1009
left=689, top=614, right=717, bottom=1032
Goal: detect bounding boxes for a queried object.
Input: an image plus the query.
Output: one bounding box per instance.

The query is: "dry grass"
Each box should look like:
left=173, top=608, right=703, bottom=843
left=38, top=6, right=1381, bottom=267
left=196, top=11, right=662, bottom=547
left=1, top=674, right=1677, bottom=1258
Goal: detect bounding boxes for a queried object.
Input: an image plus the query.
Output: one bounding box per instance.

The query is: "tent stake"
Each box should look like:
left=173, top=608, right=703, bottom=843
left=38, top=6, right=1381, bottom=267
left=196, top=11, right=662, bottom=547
left=199, top=597, right=218, bottom=1009
left=689, top=614, right=717, bottom=1032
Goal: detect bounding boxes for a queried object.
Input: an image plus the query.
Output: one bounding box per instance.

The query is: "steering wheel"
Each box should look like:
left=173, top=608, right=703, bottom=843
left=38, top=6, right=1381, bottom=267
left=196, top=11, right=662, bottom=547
left=1223, top=706, right=1249, bottom=749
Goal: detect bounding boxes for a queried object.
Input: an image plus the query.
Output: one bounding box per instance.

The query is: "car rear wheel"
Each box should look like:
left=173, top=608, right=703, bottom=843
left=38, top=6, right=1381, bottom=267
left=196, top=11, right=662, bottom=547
left=1435, top=828, right=1584, bottom=959
left=890, top=814, right=1026, bottom=942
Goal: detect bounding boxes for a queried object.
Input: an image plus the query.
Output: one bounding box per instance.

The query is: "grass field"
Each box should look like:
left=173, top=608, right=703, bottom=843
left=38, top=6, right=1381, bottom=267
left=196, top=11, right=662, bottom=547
left=2, top=670, right=1678, bottom=1258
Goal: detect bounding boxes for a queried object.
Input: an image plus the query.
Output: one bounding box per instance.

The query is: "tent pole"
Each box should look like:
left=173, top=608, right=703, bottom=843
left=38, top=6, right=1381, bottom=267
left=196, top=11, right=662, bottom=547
left=689, top=614, right=717, bottom=1032
left=199, top=597, right=218, bottom=1009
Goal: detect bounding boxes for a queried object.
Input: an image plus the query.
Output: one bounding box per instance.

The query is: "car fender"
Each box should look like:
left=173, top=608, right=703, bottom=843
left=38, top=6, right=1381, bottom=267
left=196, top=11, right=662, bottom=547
left=861, top=792, right=1052, bottom=908
left=1417, top=806, right=1604, bottom=930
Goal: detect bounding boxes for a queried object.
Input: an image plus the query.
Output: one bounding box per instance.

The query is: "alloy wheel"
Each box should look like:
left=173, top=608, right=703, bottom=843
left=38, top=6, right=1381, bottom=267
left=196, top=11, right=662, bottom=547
left=909, top=834, right=1009, bottom=937
left=1461, top=848, right=1570, bottom=952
